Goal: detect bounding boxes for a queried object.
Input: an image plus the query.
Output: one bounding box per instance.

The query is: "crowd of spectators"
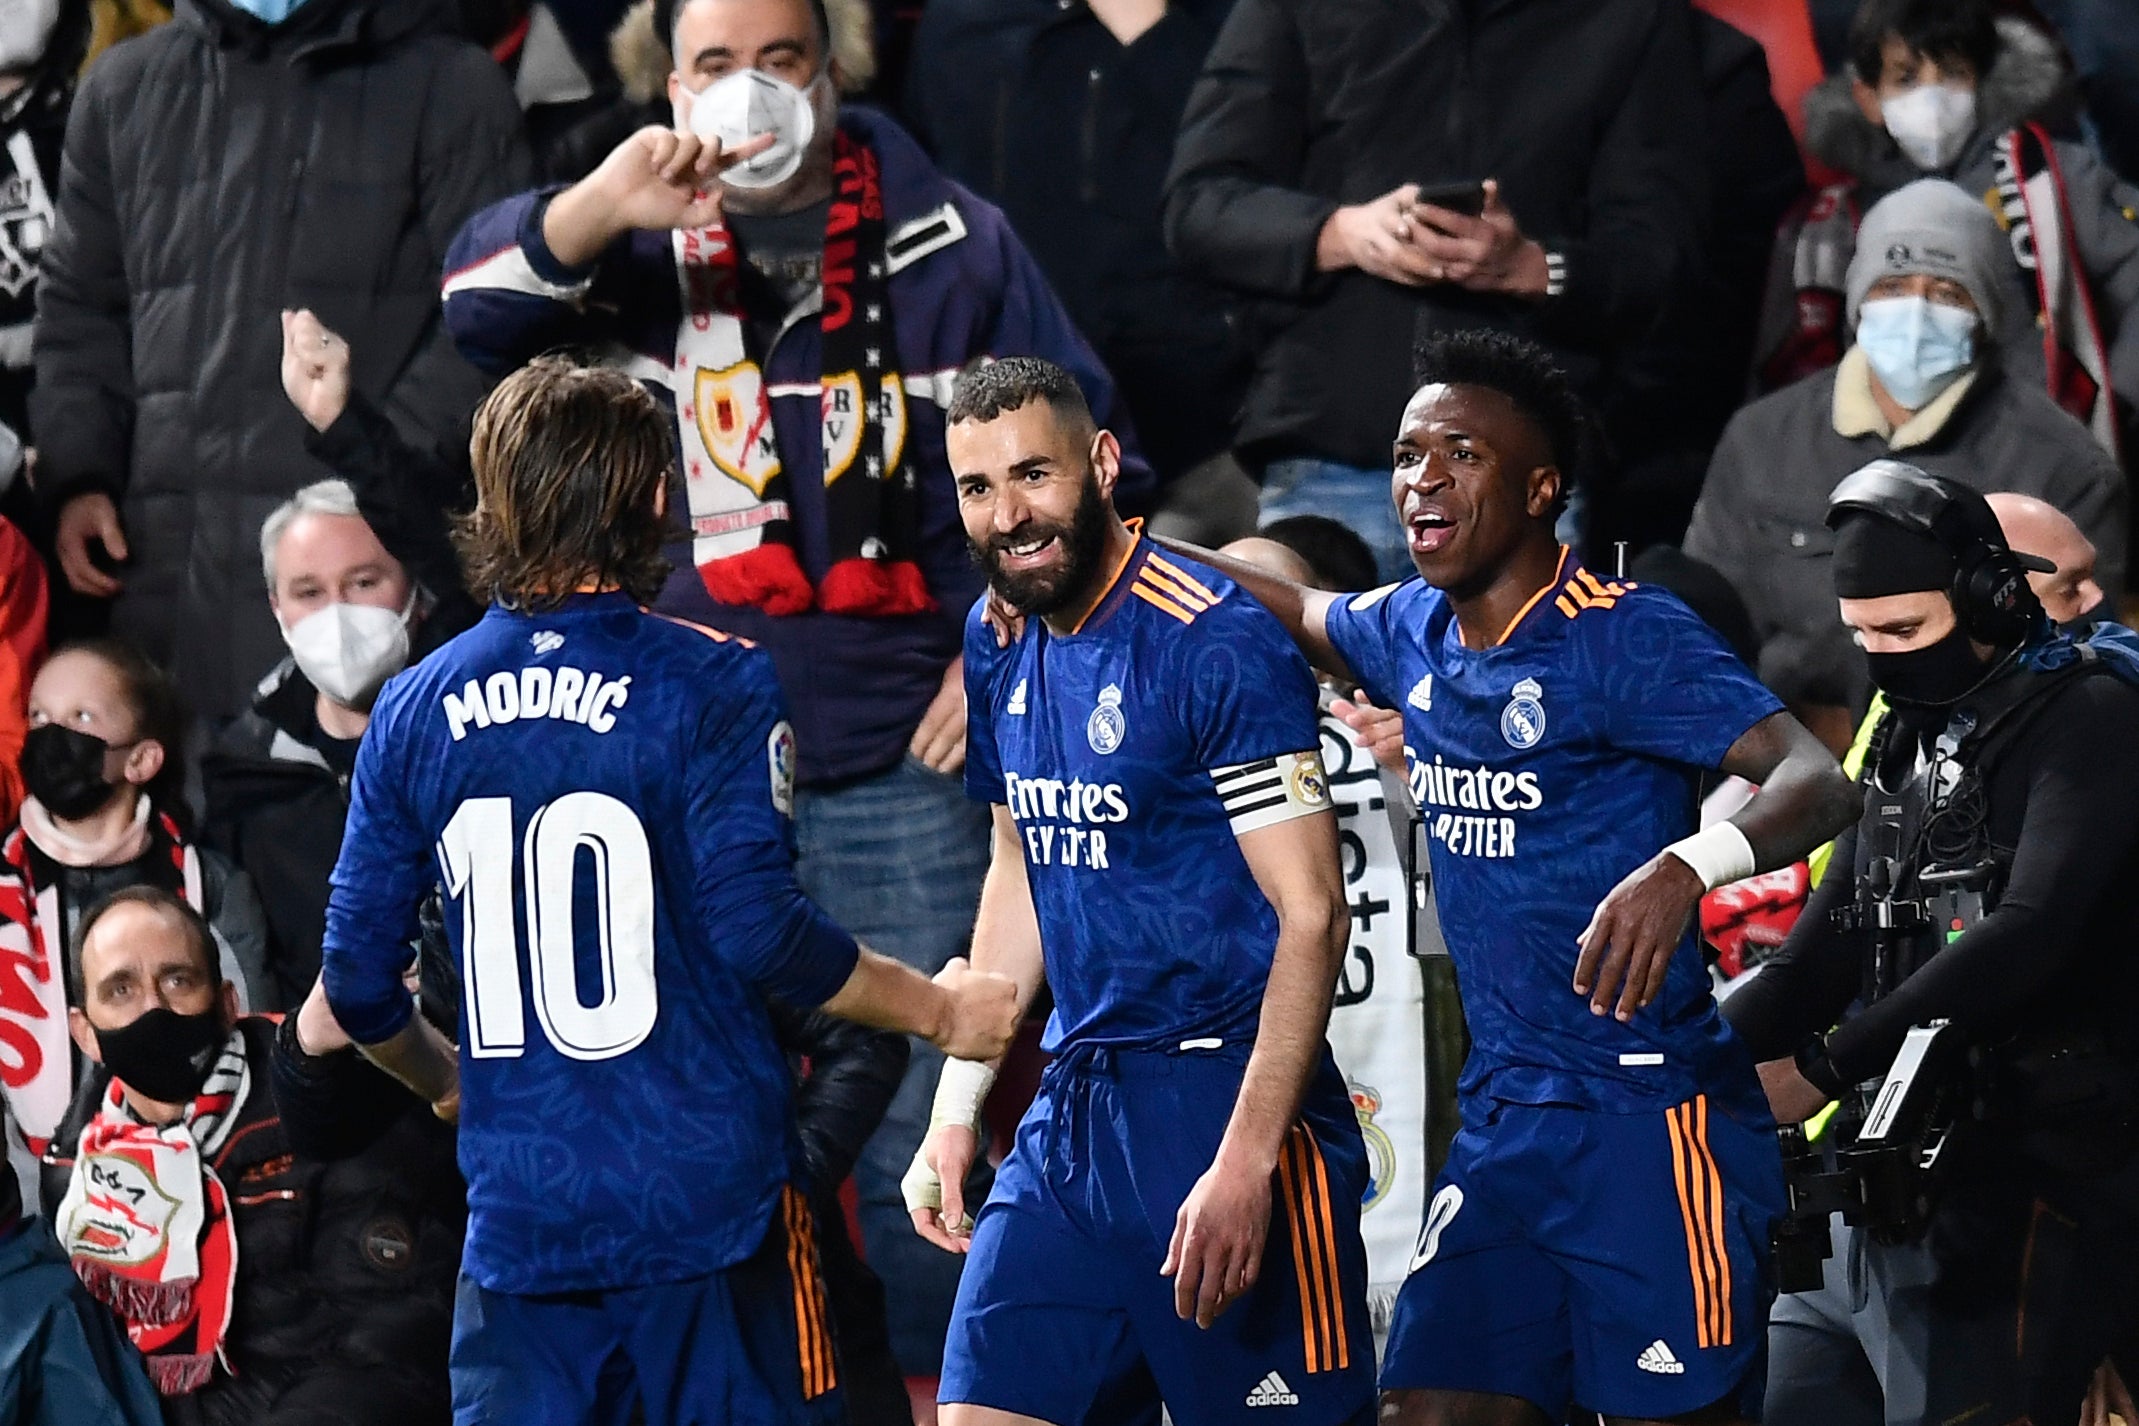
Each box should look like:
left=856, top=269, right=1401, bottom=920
left=0, top=0, right=2131, bottom=1420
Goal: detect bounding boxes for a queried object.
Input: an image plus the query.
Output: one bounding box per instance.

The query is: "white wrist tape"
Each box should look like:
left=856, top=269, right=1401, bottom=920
left=901, top=1059, right=996, bottom=1222
left=1663, top=821, right=1758, bottom=892
left=928, top=1057, right=997, bottom=1131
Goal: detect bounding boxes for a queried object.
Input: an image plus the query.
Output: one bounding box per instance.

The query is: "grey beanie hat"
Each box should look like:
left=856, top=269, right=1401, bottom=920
left=1846, top=179, right=2007, bottom=341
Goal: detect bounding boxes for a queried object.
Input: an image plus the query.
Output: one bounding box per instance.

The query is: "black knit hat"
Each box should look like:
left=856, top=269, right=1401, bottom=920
left=1831, top=511, right=1961, bottom=599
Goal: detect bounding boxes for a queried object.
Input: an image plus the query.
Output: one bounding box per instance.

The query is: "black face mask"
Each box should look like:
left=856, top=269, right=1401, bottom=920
left=94, top=1006, right=226, bottom=1104
left=1865, top=624, right=1994, bottom=707
left=20, top=724, right=122, bottom=820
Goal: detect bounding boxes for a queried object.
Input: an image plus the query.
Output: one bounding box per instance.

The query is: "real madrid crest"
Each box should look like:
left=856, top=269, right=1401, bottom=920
left=1087, top=683, right=1126, bottom=755
left=1500, top=676, right=1546, bottom=750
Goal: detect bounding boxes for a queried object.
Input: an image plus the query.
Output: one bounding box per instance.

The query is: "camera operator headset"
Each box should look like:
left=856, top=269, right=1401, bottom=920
left=1721, top=459, right=2139, bottom=1426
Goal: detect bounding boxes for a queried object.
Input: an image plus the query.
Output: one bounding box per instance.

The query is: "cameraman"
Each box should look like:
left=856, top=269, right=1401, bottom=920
left=1723, top=460, right=2139, bottom=1426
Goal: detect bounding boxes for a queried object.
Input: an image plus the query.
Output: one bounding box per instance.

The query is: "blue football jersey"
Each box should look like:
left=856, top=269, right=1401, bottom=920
left=965, top=540, right=1328, bottom=1053
left=321, top=593, right=860, bottom=1295
left=1323, top=550, right=1783, bottom=1114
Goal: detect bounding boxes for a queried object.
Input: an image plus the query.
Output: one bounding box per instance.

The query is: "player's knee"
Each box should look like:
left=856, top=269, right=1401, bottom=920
left=1378, top=1388, right=1551, bottom=1426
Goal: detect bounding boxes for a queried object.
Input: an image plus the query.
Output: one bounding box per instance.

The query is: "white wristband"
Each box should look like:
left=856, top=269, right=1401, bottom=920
left=928, top=1057, right=997, bottom=1132
left=1663, top=821, right=1758, bottom=892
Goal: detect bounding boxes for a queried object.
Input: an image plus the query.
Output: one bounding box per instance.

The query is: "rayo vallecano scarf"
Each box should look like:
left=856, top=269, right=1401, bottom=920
left=55, top=1031, right=247, bottom=1396
left=0, top=804, right=202, bottom=1156
left=1993, top=123, right=2120, bottom=459
left=673, top=129, right=932, bottom=618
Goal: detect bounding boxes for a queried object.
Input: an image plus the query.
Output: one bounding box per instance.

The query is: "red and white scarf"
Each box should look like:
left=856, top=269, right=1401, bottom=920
left=1992, top=123, right=2121, bottom=459
left=0, top=801, right=202, bottom=1155
left=54, top=1029, right=247, bottom=1395
left=671, top=129, right=932, bottom=620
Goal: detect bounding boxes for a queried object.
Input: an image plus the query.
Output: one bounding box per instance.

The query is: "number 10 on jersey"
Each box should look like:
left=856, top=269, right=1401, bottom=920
left=437, top=793, right=660, bottom=1062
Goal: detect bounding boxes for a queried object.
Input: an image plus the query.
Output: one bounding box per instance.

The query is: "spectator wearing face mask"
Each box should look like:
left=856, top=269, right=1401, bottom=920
left=0, top=640, right=272, bottom=1211
left=41, top=887, right=463, bottom=1426
left=1689, top=178, right=2126, bottom=750
left=1758, top=0, right=2139, bottom=456
left=198, top=479, right=448, bottom=1013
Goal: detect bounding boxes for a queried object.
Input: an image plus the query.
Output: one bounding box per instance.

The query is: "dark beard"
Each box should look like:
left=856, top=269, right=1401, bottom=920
left=972, top=470, right=1111, bottom=616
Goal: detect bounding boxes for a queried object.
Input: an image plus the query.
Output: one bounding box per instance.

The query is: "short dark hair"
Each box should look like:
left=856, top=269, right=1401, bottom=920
left=1848, top=0, right=1998, bottom=87
left=655, top=0, right=831, bottom=60
left=457, top=358, right=674, bottom=612
left=946, top=357, right=1096, bottom=436
left=52, top=638, right=191, bottom=823
left=1259, top=515, right=1380, bottom=593
left=74, top=885, right=222, bottom=994
left=1410, top=328, right=1588, bottom=480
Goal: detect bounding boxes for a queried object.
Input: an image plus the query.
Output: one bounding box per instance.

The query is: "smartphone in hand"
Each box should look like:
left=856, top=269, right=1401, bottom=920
left=1412, top=181, right=1487, bottom=219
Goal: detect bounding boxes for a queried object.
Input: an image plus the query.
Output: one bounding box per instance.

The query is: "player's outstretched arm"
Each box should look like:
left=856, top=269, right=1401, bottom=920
left=820, top=950, right=1019, bottom=1064
left=1575, top=709, right=1860, bottom=1021
left=1153, top=536, right=1355, bottom=684
left=905, top=806, right=1048, bottom=1253
left=1165, top=808, right=1349, bottom=1330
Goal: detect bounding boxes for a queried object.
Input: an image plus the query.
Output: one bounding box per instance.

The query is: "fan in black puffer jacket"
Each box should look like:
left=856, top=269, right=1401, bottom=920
left=41, top=1015, right=465, bottom=1426
left=31, top=0, right=530, bottom=723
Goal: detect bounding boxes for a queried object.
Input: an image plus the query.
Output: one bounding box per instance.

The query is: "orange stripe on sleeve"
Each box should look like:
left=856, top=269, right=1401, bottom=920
left=1554, top=594, right=1578, bottom=619
left=1131, top=584, right=1198, bottom=624
left=1145, top=552, right=1221, bottom=605
left=1276, top=1133, right=1323, bottom=1373
left=1136, top=565, right=1214, bottom=610
left=1302, top=1125, right=1351, bottom=1372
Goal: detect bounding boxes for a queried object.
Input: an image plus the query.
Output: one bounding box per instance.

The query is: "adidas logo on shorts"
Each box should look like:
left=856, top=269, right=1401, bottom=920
left=1245, top=1370, right=1300, bottom=1407
left=1637, top=1340, right=1686, bottom=1375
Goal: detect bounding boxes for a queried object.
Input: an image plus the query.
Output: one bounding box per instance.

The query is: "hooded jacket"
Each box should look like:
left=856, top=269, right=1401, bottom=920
left=441, top=105, right=1150, bottom=786
left=1161, top=0, right=1709, bottom=471
left=30, top=0, right=531, bottom=721
left=1763, top=17, right=2139, bottom=419
left=40, top=1016, right=463, bottom=1426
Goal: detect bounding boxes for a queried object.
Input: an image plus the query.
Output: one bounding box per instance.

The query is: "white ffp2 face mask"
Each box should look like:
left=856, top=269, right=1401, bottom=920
left=282, top=593, right=415, bottom=710
left=1882, top=83, right=1978, bottom=171
left=0, top=0, right=61, bottom=71
left=680, top=68, right=820, bottom=191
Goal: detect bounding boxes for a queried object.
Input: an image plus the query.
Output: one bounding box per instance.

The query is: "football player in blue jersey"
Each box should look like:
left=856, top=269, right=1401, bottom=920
left=904, top=357, right=1376, bottom=1426
left=317, top=358, right=1021, bottom=1426
left=1175, top=330, right=1861, bottom=1426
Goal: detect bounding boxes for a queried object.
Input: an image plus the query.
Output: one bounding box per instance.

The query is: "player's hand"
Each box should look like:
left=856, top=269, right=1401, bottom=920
left=542, top=126, right=775, bottom=265
left=431, top=1086, right=461, bottom=1124
left=981, top=586, right=1026, bottom=650
left=1572, top=849, right=1703, bottom=1021
left=905, top=1122, right=981, bottom=1253
left=281, top=308, right=352, bottom=432
left=55, top=491, right=127, bottom=597
left=1162, top=1150, right=1271, bottom=1329
left=1330, top=691, right=1406, bottom=776
left=1756, top=1057, right=1832, bottom=1125
left=1407, top=179, right=1550, bottom=298
left=909, top=655, right=967, bottom=774
left=931, top=957, right=1019, bottom=1061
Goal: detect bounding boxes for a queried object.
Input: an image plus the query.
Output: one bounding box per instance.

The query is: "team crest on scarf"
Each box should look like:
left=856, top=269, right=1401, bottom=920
left=693, top=361, right=782, bottom=498
left=821, top=371, right=909, bottom=484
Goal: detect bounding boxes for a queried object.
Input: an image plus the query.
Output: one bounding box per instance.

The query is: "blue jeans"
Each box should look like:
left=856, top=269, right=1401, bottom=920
left=793, top=754, right=992, bottom=1376
left=1258, top=458, right=1412, bottom=583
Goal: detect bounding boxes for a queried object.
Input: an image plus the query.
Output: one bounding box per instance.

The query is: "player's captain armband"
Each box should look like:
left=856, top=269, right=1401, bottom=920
left=1211, top=750, right=1333, bottom=836
left=1663, top=820, right=1758, bottom=892
left=929, top=1057, right=997, bottom=1132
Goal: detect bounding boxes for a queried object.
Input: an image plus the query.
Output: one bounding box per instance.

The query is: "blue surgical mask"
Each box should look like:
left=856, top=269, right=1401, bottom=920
left=225, top=0, right=314, bottom=23
left=1855, top=295, right=1977, bottom=411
